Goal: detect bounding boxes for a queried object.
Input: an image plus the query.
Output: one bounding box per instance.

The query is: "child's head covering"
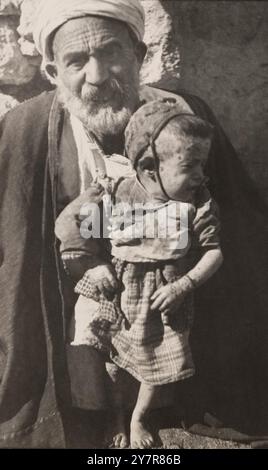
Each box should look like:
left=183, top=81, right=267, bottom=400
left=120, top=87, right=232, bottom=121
left=125, top=99, right=212, bottom=167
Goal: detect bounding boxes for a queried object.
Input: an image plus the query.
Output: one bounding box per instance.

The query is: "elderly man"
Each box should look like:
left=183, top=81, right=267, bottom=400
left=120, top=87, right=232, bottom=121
left=0, top=0, right=267, bottom=449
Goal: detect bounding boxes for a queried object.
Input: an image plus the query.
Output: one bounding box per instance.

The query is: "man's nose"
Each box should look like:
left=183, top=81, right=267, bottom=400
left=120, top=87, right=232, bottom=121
left=85, top=56, right=109, bottom=86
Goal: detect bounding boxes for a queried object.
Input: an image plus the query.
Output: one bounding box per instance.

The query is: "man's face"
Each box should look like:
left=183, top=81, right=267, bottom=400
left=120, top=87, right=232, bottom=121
left=155, top=131, right=211, bottom=202
left=49, top=17, right=144, bottom=137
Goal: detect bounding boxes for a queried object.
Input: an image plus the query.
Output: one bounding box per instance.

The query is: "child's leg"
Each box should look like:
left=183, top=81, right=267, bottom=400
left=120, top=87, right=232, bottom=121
left=106, top=362, right=128, bottom=449
left=130, top=383, right=158, bottom=449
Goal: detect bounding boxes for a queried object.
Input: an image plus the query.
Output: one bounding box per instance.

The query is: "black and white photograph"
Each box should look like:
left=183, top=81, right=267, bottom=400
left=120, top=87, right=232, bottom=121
left=0, top=0, right=268, bottom=457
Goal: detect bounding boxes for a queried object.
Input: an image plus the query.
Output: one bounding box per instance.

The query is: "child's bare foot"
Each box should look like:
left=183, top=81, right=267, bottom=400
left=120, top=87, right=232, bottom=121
left=110, top=431, right=128, bottom=449
left=130, top=418, right=154, bottom=449
left=107, top=410, right=129, bottom=449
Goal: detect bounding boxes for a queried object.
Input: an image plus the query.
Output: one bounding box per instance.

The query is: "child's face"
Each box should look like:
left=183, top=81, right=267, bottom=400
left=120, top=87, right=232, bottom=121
left=155, top=132, right=211, bottom=202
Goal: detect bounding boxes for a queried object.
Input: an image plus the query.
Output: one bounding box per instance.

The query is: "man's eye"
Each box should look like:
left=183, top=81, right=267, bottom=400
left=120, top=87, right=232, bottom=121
left=103, top=44, right=121, bottom=59
left=66, top=57, right=87, bottom=69
left=68, top=61, right=85, bottom=69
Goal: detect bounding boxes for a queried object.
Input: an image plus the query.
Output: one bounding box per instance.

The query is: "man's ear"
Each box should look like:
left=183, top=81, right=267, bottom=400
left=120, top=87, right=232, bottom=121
left=45, top=63, right=58, bottom=80
left=134, top=41, right=147, bottom=65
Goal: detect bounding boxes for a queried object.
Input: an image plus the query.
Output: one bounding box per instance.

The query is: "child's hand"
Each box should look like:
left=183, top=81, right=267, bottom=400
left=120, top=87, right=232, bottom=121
left=150, top=283, right=186, bottom=314
left=150, top=276, right=195, bottom=325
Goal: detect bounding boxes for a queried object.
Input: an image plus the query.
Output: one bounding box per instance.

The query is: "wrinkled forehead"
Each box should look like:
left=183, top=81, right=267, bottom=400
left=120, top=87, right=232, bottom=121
left=52, top=16, right=133, bottom=57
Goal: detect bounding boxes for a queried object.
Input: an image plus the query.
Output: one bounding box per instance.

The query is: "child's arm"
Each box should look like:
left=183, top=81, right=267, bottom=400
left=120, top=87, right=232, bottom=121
left=151, top=188, right=223, bottom=320
left=150, top=247, right=223, bottom=316
left=187, top=247, right=223, bottom=286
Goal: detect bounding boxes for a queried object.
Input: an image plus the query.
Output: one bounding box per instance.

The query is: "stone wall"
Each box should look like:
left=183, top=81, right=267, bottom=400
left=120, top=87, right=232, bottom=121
left=0, top=0, right=181, bottom=112
left=0, top=0, right=267, bottom=201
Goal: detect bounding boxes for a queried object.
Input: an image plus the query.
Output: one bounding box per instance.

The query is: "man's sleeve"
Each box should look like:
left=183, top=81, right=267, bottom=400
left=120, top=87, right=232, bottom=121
left=55, top=187, right=110, bottom=280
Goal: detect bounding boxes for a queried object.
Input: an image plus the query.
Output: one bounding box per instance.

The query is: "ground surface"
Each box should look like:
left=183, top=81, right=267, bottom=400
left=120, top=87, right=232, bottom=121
left=157, top=428, right=249, bottom=449
left=66, top=409, right=251, bottom=449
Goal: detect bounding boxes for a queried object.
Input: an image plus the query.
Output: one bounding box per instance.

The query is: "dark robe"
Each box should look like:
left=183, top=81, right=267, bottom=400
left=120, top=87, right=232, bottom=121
left=0, top=87, right=268, bottom=447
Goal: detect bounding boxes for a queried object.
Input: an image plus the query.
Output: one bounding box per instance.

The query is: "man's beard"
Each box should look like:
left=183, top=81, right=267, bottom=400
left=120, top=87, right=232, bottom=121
left=57, top=71, right=140, bottom=138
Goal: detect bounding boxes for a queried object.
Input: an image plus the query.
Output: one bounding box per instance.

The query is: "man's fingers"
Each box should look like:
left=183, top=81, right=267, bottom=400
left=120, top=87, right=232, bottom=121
left=102, top=278, right=114, bottom=290
left=150, top=286, right=166, bottom=301
left=105, top=272, right=118, bottom=290
left=150, top=294, right=166, bottom=311
left=158, top=299, right=172, bottom=312
left=150, top=291, right=158, bottom=301
left=101, top=277, right=117, bottom=293
left=161, top=312, right=170, bottom=325
left=95, top=274, right=119, bottom=300
left=97, top=280, right=114, bottom=300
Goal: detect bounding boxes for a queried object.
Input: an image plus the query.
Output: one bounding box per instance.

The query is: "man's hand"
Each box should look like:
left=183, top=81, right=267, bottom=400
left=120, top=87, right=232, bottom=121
left=85, top=264, right=118, bottom=300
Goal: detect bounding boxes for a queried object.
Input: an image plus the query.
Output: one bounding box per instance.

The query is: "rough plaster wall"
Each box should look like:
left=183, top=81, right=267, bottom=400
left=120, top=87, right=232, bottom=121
left=0, top=0, right=267, bottom=193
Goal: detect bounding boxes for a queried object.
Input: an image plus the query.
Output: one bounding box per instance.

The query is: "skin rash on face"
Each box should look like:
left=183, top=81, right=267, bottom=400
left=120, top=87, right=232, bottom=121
left=155, top=132, right=211, bottom=202
left=46, top=17, right=145, bottom=139
left=138, top=129, right=211, bottom=203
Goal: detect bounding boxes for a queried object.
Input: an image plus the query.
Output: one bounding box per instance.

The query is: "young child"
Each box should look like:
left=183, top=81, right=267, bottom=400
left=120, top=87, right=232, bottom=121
left=55, top=99, right=223, bottom=449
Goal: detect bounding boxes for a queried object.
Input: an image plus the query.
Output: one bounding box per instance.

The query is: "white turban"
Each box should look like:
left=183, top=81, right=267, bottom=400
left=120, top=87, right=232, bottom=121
left=33, top=0, right=145, bottom=67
